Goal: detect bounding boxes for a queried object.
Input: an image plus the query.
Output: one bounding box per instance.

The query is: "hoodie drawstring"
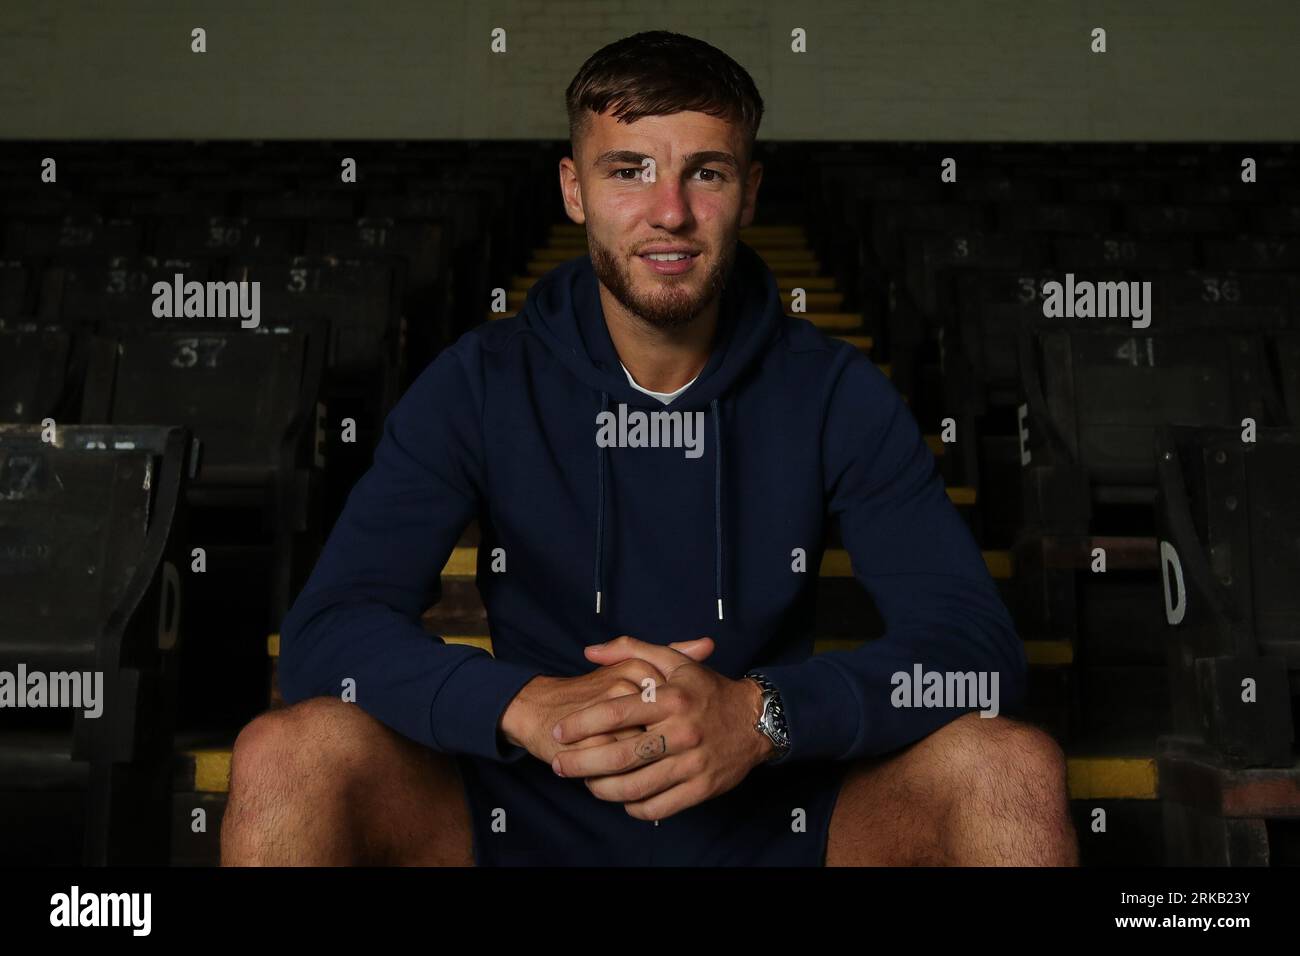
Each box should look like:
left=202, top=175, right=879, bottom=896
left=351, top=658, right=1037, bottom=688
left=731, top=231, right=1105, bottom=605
left=594, top=393, right=725, bottom=623
left=711, top=397, right=724, bottom=622
left=595, top=391, right=609, bottom=615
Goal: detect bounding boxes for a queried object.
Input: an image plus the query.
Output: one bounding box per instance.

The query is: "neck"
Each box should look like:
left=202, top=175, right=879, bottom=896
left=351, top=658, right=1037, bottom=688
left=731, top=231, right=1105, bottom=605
left=598, top=286, right=719, bottom=393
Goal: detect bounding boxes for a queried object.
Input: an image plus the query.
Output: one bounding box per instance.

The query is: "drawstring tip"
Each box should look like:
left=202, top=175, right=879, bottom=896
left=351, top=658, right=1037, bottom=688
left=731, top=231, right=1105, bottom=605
left=595, top=590, right=602, bottom=615
left=717, top=598, right=724, bottom=621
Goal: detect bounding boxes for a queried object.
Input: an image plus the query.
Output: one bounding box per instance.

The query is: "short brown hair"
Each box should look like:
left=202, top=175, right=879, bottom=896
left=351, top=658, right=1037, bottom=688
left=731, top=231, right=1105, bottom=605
left=566, top=31, right=765, bottom=164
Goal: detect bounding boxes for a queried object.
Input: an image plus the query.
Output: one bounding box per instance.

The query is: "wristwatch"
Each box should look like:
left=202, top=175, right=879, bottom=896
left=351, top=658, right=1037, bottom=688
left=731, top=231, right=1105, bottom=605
left=744, top=670, right=791, bottom=764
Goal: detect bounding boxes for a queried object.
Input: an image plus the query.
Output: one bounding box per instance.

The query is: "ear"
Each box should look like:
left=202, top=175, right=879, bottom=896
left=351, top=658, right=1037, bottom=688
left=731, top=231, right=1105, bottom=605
left=558, top=155, right=586, bottom=225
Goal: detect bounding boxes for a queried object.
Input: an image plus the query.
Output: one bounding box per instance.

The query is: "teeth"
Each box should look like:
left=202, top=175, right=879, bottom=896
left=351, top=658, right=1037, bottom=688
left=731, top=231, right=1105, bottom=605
left=645, top=252, right=692, bottom=261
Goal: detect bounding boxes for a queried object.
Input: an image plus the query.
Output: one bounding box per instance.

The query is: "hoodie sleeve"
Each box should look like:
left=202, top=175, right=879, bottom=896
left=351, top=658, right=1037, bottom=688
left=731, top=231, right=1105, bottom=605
left=757, top=352, right=1028, bottom=762
left=277, top=343, right=546, bottom=762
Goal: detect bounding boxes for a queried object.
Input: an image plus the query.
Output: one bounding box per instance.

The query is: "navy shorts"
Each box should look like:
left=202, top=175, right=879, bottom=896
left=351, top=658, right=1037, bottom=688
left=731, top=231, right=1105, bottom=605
left=455, top=749, right=850, bottom=866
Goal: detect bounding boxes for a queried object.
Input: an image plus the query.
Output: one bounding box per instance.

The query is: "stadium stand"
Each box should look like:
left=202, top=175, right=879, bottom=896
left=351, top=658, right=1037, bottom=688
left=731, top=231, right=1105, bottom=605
left=0, top=139, right=1297, bottom=866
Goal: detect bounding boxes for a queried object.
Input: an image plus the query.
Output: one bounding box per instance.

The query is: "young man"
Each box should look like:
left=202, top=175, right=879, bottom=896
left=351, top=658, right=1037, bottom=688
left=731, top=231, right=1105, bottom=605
left=222, top=31, right=1077, bottom=866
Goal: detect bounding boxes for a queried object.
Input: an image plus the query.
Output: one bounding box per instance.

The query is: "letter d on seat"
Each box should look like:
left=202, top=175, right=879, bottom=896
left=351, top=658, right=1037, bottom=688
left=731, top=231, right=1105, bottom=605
left=1159, top=540, right=1186, bottom=626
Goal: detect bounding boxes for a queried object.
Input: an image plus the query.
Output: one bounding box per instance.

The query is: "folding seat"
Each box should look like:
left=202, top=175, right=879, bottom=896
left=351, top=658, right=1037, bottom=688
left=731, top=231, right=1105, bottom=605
left=241, top=192, right=358, bottom=222
left=953, top=176, right=1047, bottom=204
left=39, top=254, right=223, bottom=326
left=0, top=323, right=78, bottom=424
left=188, top=173, right=287, bottom=197
left=939, top=268, right=1118, bottom=546
left=993, top=203, right=1114, bottom=235
left=3, top=215, right=142, bottom=260
left=894, top=231, right=1048, bottom=410
left=1202, top=236, right=1300, bottom=272
left=1019, top=325, right=1283, bottom=515
left=0, top=423, right=195, bottom=863
left=1122, top=203, right=1242, bottom=236
left=90, top=174, right=178, bottom=200
left=1154, top=425, right=1300, bottom=864
left=1273, top=330, right=1300, bottom=425
left=412, top=172, right=524, bottom=280
left=365, top=189, right=494, bottom=340
left=80, top=317, right=329, bottom=627
left=1061, top=179, right=1165, bottom=205
left=223, top=253, right=404, bottom=535
left=302, top=217, right=450, bottom=384
left=147, top=215, right=298, bottom=261
left=809, top=156, right=918, bottom=298
left=0, top=190, right=103, bottom=222
left=858, top=201, right=986, bottom=359
left=1050, top=235, right=1196, bottom=272
left=223, top=255, right=403, bottom=395
left=1250, top=203, right=1300, bottom=235
left=0, top=260, right=35, bottom=317
left=1145, top=270, right=1294, bottom=332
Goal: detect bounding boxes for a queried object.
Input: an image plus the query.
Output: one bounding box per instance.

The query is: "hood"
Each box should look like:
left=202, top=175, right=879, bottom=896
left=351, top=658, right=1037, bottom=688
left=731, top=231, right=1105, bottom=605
left=520, top=238, right=785, bottom=623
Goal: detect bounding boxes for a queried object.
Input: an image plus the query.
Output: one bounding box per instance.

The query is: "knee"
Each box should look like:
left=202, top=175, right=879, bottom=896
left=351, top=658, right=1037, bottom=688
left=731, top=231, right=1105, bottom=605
left=229, top=696, right=375, bottom=797
left=928, top=712, right=1070, bottom=804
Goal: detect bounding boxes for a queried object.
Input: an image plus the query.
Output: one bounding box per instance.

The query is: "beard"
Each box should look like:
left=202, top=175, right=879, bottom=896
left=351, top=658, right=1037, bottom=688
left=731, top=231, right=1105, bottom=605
left=588, top=232, right=736, bottom=331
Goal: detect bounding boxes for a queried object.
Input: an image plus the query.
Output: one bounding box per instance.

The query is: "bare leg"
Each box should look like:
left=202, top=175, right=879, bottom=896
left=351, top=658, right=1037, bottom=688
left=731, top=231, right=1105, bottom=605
left=220, top=696, right=475, bottom=866
left=825, top=712, right=1078, bottom=866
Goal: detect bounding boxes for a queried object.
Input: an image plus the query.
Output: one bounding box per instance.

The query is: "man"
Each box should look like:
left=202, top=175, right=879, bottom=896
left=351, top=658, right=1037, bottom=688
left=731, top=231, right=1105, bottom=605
left=222, top=31, right=1077, bottom=866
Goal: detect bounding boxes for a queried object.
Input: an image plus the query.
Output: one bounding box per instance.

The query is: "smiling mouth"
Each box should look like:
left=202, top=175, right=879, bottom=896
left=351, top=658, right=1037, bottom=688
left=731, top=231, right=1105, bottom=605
left=638, top=252, right=699, bottom=261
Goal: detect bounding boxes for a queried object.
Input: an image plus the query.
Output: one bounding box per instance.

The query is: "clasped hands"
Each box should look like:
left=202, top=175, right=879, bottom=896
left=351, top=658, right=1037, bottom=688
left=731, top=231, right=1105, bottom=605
left=499, top=636, right=774, bottom=820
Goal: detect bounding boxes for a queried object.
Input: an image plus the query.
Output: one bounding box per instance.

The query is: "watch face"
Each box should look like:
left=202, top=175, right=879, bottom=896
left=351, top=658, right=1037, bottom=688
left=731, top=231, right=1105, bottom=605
left=760, top=695, right=789, bottom=748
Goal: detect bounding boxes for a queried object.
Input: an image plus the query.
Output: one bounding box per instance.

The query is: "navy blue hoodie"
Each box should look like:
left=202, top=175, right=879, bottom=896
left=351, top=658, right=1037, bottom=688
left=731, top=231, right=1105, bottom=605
left=278, top=239, right=1028, bottom=865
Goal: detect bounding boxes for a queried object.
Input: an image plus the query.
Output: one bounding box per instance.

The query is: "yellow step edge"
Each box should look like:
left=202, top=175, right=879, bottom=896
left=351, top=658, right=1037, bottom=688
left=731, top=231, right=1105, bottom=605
left=266, top=632, right=494, bottom=660
left=777, top=278, right=837, bottom=291
left=795, top=292, right=844, bottom=305
left=1024, top=639, right=1073, bottom=665
left=948, top=486, right=977, bottom=506
left=444, top=546, right=478, bottom=576
left=181, top=746, right=1152, bottom=799
left=984, top=549, right=1014, bottom=579
left=1067, top=757, right=1158, bottom=800
left=802, top=313, right=864, bottom=333
left=810, top=546, right=1009, bottom=577
left=186, top=748, right=233, bottom=795
left=811, top=638, right=1070, bottom=666
left=832, top=335, right=873, bottom=353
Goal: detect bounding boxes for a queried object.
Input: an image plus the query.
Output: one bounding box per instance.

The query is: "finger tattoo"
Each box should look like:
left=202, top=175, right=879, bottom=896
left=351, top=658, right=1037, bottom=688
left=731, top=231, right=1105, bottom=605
left=634, top=734, right=667, bottom=761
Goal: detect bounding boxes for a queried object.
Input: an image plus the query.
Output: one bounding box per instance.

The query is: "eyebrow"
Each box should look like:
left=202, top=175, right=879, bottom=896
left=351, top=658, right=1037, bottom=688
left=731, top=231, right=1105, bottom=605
left=592, top=149, right=739, bottom=171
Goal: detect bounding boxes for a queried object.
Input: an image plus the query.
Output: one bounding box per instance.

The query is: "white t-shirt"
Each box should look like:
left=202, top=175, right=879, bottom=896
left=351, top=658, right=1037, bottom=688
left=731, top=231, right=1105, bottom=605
left=620, top=361, right=700, bottom=404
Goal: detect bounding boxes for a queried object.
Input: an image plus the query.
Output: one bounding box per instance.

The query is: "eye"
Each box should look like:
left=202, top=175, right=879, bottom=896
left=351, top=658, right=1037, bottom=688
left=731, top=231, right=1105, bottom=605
left=614, top=168, right=643, bottom=180
left=695, top=168, right=725, bottom=183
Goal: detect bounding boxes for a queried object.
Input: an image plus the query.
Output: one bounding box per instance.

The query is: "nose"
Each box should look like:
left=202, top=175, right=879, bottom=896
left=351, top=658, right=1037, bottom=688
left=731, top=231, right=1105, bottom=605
left=644, top=176, right=692, bottom=233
